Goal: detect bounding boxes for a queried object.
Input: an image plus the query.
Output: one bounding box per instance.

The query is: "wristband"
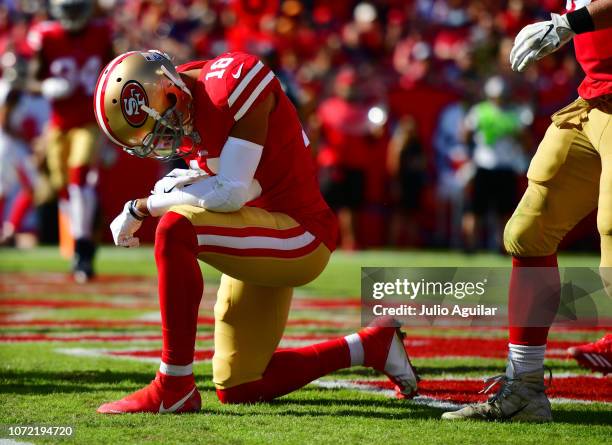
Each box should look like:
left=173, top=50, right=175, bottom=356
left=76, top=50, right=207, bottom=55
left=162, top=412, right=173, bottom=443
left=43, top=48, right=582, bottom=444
left=567, top=7, right=595, bottom=34
left=129, top=200, right=146, bottom=221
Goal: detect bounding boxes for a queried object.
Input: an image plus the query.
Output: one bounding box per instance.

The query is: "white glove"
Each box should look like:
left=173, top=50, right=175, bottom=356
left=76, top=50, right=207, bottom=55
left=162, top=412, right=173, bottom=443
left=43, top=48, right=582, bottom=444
left=510, top=13, right=575, bottom=72
left=109, top=201, right=144, bottom=248
left=41, top=77, right=74, bottom=100
left=152, top=169, right=207, bottom=195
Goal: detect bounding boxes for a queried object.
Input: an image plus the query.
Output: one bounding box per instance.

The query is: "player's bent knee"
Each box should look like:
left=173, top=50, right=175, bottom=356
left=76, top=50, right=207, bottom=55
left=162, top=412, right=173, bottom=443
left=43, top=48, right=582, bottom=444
left=216, top=385, right=260, bottom=404
left=503, top=216, right=556, bottom=258
left=155, top=212, right=197, bottom=258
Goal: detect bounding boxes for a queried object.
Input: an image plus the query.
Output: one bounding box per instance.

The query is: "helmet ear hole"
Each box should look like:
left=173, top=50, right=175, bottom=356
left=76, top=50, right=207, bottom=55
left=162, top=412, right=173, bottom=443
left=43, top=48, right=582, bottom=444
left=167, top=93, right=177, bottom=106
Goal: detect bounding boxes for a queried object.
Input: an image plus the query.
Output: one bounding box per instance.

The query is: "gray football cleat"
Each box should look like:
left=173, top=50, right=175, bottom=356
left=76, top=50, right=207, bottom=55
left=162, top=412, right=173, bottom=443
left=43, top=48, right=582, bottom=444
left=441, top=368, right=552, bottom=422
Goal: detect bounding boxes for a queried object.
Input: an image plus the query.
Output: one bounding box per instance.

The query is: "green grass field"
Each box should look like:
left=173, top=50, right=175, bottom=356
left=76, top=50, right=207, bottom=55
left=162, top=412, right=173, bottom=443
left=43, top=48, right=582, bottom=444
left=0, top=247, right=610, bottom=445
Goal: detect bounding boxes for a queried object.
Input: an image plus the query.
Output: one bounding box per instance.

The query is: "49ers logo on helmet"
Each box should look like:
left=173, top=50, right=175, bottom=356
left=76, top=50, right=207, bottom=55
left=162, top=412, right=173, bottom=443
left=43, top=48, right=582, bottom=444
left=120, top=81, right=148, bottom=127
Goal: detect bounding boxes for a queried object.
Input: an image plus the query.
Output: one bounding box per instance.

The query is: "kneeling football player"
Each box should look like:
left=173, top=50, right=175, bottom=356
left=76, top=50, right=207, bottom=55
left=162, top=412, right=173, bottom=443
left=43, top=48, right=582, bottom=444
left=93, top=50, right=418, bottom=413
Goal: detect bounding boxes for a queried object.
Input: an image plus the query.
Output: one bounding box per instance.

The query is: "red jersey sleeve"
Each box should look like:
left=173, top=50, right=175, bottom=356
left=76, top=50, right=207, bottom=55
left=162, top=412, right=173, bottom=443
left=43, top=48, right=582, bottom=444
left=203, top=52, right=277, bottom=121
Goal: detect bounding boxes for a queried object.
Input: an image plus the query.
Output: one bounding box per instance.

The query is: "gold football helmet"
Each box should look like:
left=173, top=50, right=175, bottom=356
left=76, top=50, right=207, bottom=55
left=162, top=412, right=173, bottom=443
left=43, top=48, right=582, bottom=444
left=93, top=50, right=197, bottom=161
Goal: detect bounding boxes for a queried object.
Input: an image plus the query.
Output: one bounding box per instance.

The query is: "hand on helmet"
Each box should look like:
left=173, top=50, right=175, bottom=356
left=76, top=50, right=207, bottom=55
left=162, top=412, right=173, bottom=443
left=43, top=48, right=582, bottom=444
left=110, top=201, right=144, bottom=248
left=510, top=13, right=575, bottom=72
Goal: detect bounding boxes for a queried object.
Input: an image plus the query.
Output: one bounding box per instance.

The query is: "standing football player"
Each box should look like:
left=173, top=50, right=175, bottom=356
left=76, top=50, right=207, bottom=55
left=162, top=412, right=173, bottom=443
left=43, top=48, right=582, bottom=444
left=27, top=0, right=114, bottom=281
left=93, top=50, right=418, bottom=413
left=443, top=0, right=612, bottom=422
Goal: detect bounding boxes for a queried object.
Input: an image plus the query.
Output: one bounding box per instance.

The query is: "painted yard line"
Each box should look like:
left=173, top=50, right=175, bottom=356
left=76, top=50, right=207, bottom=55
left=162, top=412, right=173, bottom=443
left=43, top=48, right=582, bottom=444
left=312, top=379, right=463, bottom=410
left=314, top=378, right=612, bottom=405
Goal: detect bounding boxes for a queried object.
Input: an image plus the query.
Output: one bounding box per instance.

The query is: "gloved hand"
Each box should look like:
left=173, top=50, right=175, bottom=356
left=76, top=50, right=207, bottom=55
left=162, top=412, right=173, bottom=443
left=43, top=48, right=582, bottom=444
left=152, top=168, right=207, bottom=195
left=41, top=77, right=74, bottom=100
left=109, top=201, right=144, bottom=248
left=510, top=13, right=575, bottom=72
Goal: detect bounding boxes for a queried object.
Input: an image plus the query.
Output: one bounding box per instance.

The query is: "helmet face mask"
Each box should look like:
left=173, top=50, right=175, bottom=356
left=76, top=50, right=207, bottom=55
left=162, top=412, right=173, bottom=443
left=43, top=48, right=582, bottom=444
left=128, top=105, right=188, bottom=161
left=94, top=51, right=197, bottom=162
left=50, top=0, right=94, bottom=32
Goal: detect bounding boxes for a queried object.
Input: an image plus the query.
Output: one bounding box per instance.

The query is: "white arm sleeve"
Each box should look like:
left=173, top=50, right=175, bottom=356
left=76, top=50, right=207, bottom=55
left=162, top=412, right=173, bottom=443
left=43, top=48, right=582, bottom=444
left=147, top=137, right=263, bottom=216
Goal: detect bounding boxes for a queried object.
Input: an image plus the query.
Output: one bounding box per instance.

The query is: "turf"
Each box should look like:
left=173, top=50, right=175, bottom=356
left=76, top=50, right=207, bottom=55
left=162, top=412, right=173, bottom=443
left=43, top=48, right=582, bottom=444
left=0, top=247, right=610, bottom=445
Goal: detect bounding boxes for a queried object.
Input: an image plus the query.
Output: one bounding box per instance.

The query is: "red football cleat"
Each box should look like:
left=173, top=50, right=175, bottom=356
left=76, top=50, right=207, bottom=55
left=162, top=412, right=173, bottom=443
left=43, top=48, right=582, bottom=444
left=568, top=334, right=612, bottom=375
left=358, top=318, right=419, bottom=398
left=97, top=372, right=201, bottom=414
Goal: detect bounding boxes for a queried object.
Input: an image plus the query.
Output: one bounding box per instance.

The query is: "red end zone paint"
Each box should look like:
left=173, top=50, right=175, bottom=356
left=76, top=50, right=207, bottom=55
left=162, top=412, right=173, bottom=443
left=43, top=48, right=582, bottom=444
left=354, top=376, right=612, bottom=403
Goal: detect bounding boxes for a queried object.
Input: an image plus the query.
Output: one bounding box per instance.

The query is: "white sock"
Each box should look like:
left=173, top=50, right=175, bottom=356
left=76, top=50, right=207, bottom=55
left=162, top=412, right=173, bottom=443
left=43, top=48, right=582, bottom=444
left=68, top=184, right=96, bottom=239
left=159, top=361, right=193, bottom=377
left=344, top=333, right=364, bottom=366
left=507, top=344, right=546, bottom=377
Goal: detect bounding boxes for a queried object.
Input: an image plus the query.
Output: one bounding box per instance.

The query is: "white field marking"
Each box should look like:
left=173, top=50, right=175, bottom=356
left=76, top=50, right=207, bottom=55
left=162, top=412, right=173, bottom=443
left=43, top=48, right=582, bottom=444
left=136, top=312, right=162, bottom=321
left=0, top=439, right=36, bottom=445
left=313, top=378, right=611, bottom=407
left=56, top=348, right=160, bottom=363
left=312, top=379, right=462, bottom=410
left=419, top=372, right=595, bottom=381
left=547, top=348, right=571, bottom=355
left=550, top=398, right=611, bottom=405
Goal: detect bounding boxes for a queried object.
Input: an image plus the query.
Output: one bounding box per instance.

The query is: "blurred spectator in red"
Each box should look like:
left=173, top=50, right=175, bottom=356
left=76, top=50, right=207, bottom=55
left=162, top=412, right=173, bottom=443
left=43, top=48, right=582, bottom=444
left=312, top=67, right=371, bottom=250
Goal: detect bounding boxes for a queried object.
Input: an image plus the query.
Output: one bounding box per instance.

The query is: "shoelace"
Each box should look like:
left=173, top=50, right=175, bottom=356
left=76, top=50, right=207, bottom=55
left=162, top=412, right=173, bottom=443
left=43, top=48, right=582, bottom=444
left=478, top=374, right=517, bottom=403
left=478, top=367, right=553, bottom=403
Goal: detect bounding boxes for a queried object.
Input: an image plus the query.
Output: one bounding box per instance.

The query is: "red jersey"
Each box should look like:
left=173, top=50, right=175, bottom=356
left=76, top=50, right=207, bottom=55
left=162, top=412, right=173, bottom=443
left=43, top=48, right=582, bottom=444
left=567, top=0, right=612, bottom=98
left=27, top=19, right=113, bottom=130
left=178, top=52, right=337, bottom=250
left=316, top=97, right=371, bottom=169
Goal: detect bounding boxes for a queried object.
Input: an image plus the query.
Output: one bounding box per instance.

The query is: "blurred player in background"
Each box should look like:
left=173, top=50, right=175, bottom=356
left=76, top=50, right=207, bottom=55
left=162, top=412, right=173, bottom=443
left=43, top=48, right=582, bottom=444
left=27, top=0, right=113, bottom=281
left=443, top=0, right=612, bottom=422
left=0, top=53, right=47, bottom=245
left=461, top=76, right=531, bottom=252
left=92, top=50, right=418, bottom=413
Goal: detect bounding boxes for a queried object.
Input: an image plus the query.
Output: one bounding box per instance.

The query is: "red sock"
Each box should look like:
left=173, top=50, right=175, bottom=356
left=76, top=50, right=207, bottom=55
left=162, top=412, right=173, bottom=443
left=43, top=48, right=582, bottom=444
left=508, top=255, right=560, bottom=346
left=8, top=190, right=33, bottom=232
left=68, top=166, right=89, bottom=186
left=217, top=338, right=351, bottom=403
left=155, top=212, right=203, bottom=366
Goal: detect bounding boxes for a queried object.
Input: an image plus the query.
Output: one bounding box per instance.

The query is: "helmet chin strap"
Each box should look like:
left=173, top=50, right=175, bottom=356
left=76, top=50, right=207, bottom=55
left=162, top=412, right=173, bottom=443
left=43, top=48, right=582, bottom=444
left=160, top=65, right=192, bottom=98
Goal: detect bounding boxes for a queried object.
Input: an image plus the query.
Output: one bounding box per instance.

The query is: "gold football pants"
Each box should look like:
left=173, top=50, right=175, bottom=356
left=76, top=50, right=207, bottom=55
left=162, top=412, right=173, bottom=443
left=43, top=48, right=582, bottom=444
left=504, top=97, right=612, bottom=266
left=46, top=124, right=99, bottom=190
left=170, top=204, right=331, bottom=389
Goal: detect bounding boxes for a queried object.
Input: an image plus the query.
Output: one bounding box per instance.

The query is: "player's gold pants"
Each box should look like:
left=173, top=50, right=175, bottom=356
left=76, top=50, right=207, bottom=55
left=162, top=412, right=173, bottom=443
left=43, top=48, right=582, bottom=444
left=504, top=97, right=612, bottom=266
left=46, top=124, right=99, bottom=190
left=170, top=205, right=331, bottom=389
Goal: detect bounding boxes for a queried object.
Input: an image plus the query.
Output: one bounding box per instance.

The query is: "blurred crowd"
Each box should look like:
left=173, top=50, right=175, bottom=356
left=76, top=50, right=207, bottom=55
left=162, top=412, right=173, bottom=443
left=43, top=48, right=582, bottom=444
left=0, top=0, right=590, bottom=251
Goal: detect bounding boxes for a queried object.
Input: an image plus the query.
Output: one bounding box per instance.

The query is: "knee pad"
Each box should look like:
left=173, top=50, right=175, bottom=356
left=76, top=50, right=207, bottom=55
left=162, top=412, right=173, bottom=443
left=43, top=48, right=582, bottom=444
left=503, top=215, right=546, bottom=257
left=503, top=186, right=559, bottom=257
